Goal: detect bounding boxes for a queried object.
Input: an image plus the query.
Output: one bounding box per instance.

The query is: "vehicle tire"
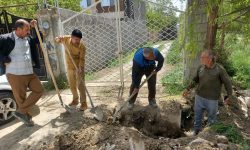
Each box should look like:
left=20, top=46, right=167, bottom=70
left=0, top=91, right=17, bottom=125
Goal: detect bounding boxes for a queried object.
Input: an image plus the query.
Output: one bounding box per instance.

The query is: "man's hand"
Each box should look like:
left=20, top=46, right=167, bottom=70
left=182, top=89, right=190, bottom=98
left=55, top=37, right=64, bottom=43
left=224, top=97, right=230, bottom=105
left=30, top=19, right=37, bottom=28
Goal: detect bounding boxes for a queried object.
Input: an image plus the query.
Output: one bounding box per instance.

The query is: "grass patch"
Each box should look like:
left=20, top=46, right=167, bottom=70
left=211, top=122, right=250, bottom=149
left=85, top=72, right=95, bottom=81
left=43, top=74, right=69, bottom=91
left=229, top=43, right=250, bottom=89
left=166, top=39, right=182, bottom=65
left=161, top=64, right=185, bottom=95
left=221, top=35, right=250, bottom=89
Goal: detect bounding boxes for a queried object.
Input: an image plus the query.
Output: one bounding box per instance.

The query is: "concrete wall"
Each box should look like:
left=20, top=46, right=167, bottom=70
left=37, top=8, right=66, bottom=77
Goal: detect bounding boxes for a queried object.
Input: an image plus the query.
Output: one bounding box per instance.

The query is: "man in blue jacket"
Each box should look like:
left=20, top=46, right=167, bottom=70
left=128, top=47, right=164, bottom=109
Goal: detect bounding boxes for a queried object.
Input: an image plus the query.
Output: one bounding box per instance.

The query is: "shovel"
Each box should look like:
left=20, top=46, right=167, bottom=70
left=63, top=43, right=104, bottom=121
left=34, top=25, right=73, bottom=113
left=112, top=71, right=155, bottom=123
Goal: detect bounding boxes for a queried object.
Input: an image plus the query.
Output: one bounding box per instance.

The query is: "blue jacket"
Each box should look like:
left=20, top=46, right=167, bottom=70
left=132, top=47, right=164, bottom=87
left=133, top=47, right=164, bottom=71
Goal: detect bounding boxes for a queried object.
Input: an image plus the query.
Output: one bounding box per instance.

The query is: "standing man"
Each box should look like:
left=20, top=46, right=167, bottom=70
left=128, top=47, right=164, bottom=109
left=0, top=19, right=43, bottom=126
left=55, top=29, right=87, bottom=111
left=183, top=50, right=233, bottom=135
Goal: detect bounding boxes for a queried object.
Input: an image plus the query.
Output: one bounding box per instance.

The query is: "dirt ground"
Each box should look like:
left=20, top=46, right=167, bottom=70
left=0, top=42, right=249, bottom=150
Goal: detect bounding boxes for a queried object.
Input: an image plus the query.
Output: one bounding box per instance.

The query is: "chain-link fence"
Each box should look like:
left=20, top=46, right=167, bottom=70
left=60, top=0, right=186, bottom=93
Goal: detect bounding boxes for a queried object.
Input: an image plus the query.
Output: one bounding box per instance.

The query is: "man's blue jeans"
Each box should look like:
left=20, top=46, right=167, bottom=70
left=194, top=95, right=218, bottom=131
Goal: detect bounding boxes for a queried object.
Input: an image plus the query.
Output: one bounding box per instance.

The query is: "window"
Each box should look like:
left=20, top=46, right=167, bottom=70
left=101, top=0, right=115, bottom=7
left=80, top=0, right=92, bottom=8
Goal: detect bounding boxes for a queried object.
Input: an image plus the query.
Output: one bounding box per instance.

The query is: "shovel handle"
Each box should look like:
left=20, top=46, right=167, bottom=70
left=113, top=71, right=155, bottom=121
left=34, top=25, right=64, bottom=106
left=127, top=71, right=155, bottom=102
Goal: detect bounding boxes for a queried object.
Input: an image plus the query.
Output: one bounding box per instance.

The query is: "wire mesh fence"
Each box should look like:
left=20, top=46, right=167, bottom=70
left=60, top=0, right=186, bottom=95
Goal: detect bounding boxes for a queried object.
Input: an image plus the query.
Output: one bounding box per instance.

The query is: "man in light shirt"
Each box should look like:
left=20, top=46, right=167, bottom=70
left=0, top=19, right=43, bottom=126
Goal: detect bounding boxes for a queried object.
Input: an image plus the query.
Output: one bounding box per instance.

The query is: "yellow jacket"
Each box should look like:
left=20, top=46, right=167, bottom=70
left=59, top=35, right=86, bottom=70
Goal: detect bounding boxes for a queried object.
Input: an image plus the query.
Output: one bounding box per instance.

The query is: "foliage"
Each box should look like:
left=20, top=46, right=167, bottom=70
left=0, top=0, right=81, bottom=18
left=43, top=74, right=69, bottom=91
left=146, top=0, right=178, bottom=32
left=211, top=122, right=250, bottom=148
left=166, top=40, right=182, bottom=65
left=161, top=64, right=185, bottom=95
left=227, top=38, right=250, bottom=89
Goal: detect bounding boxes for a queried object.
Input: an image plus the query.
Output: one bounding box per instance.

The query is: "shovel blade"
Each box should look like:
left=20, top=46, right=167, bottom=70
left=64, top=104, right=76, bottom=113
left=90, top=107, right=104, bottom=121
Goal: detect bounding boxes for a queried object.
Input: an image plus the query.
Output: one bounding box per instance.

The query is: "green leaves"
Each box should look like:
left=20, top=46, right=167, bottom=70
left=0, top=0, right=82, bottom=18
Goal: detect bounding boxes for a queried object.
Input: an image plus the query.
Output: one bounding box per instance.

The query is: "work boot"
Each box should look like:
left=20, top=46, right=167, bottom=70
left=13, top=111, right=34, bottom=127
left=149, top=99, right=158, bottom=108
left=193, top=129, right=200, bottom=136
left=127, top=102, right=134, bottom=110
left=26, top=112, right=32, bottom=121
left=69, top=99, right=79, bottom=107
left=79, top=102, right=88, bottom=111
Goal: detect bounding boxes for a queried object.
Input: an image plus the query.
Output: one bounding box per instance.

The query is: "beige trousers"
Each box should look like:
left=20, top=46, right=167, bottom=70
left=6, top=73, right=44, bottom=114
left=67, top=69, right=86, bottom=103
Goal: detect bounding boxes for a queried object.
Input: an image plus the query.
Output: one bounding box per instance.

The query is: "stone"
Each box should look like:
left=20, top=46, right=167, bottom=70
left=217, top=143, right=229, bottom=150
left=188, top=138, right=214, bottom=149
left=216, top=135, right=229, bottom=144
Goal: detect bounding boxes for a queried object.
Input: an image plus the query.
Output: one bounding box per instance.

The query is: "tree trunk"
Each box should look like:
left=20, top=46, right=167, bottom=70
left=220, top=22, right=226, bottom=51
left=204, top=2, right=221, bottom=50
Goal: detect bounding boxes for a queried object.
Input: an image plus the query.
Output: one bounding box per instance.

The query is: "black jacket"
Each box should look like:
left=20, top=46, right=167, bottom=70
left=0, top=30, right=41, bottom=74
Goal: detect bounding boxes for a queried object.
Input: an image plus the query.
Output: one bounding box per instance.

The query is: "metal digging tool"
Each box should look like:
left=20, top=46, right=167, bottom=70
left=85, top=88, right=104, bottom=121
left=34, top=25, right=73, bottom=113
left=64, top=44, right=104, bottom=121
left=112, top=71, right=155, bottom=123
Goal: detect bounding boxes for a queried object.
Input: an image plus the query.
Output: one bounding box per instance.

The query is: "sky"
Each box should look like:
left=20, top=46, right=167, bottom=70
left=172, top=0, right=187, bottom=12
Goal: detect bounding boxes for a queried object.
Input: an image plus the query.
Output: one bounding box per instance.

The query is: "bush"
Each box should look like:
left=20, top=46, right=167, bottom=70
left=216, top=34, right=250, bottom=89
left=166, top=40, right=182, bottom=65
left=229, top=44, right=250, bottom=89
left=43, top=74, right=69, bottom=91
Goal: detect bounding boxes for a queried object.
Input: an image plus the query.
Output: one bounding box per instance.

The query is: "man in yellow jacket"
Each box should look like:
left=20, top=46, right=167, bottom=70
left=55, top=29, right=87, bottom=111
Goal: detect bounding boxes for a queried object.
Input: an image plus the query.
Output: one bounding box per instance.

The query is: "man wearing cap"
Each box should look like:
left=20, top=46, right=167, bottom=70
left=55, top=29, right=87, bottom=111
left=128, top=47, right=164, bottom=109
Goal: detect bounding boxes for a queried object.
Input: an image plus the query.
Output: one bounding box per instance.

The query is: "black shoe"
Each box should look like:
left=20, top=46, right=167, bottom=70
left=13, top=112, right=34, bottom=127
left=127, top=102, right=134, bottom=109
left=149, top=99, right=158, bottom=108
left=193, top=130, right=200, bottom=136
left=26, top=113, right=32, bottom=121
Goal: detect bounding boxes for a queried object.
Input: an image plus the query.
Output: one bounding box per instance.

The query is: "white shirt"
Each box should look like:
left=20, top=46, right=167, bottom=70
left=6, top=32, right=33, bottom=75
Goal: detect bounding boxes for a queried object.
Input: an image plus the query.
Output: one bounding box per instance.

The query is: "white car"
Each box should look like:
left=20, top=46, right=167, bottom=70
left=0, top=75, right=17, bottom=125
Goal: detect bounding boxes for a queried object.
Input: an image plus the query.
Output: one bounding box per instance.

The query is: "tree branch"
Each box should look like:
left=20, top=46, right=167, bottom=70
left=218, top=9, right=250, bottom=28
left=219, top=5, right=250, bottom=17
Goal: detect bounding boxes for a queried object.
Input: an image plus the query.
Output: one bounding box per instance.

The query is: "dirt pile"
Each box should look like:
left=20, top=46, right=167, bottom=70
left=39, top=96, right=249, bottom=150
left=118, top=104, right=184, bottom=138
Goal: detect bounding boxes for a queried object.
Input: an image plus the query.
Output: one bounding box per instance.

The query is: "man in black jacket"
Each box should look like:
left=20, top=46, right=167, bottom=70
left=0, top=19, right=43, bottom=126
